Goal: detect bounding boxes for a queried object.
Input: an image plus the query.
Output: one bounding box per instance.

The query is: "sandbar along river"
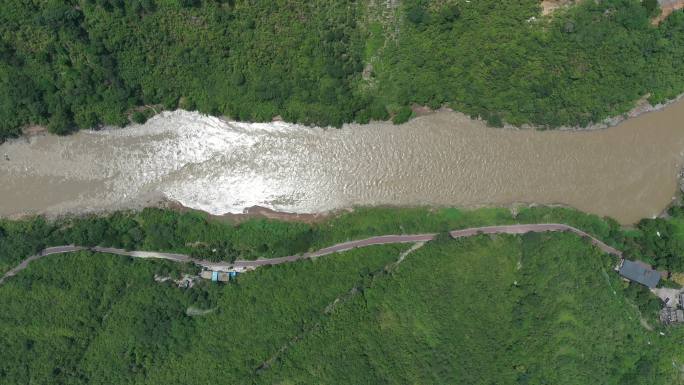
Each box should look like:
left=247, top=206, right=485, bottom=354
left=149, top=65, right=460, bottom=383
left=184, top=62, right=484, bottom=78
left=2, top=100, right=684, bottom=224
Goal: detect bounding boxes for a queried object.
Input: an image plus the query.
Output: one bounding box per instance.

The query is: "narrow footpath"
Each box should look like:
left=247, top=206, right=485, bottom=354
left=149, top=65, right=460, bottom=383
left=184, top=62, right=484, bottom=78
left=0, top=223, right=622, bottom=285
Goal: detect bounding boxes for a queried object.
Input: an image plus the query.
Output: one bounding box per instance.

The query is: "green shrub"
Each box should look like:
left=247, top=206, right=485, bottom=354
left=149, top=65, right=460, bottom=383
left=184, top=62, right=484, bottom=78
left=392, top=106, right=413, bottom=124
left=131, top=111, right=148, bottom=124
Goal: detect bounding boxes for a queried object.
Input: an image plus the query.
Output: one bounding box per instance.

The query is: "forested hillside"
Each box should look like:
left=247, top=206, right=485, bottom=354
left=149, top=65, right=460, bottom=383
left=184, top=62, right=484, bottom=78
left=257, top=234, right=674, bottom=384
left=0, top=234, right=681, bottom=384
left=2, top=0, right=684, bottom=141
left=1, top=0, right=369, bottom=140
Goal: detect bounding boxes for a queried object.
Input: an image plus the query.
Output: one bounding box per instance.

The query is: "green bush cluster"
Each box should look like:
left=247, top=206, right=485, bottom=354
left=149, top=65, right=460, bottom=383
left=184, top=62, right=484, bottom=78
left=0, top=245, right=403, bottom=383
left=2, top=0, right=684, bottom=142
left=0, top=0, right=370, bottom=141
left=376, top=0, right=684, bottom=128
left=258, top=234, right=673, bottom=384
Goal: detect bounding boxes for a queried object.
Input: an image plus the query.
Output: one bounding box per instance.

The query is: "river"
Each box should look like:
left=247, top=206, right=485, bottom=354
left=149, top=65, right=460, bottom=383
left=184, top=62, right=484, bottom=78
left=2, top=100, right=684, bottom=224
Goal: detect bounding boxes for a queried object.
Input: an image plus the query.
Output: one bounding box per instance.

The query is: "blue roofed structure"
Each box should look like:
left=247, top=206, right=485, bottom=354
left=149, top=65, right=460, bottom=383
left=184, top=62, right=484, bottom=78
left=619, top=259, right=661, bottom=288
left=200, top=270, right=236, bottom=283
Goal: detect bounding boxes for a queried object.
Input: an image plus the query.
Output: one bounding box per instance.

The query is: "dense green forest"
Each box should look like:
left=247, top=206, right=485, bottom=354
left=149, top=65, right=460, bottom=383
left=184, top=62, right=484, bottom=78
left=0, top=233, right=681, bottom=384
left=2, top=0, right=684, bottom=142
left=258, top=234, right=676, bottom=384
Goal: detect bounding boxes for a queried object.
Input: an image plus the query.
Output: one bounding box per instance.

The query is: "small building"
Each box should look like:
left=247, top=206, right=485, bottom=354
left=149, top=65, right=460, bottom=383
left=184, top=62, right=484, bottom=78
left=200, top=270, right=238, bottom=283
left=619, top=259, right=661, bottom=288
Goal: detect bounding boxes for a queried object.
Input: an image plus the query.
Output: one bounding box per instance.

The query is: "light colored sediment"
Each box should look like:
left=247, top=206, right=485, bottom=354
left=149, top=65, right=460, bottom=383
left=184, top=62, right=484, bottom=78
left=541, top=0, right=577, bottom=16
left=21, top=125, right=47, bottom=137
left=653, top=0, right=684, bottom=25
left=165, top=201, right=335, bottom=224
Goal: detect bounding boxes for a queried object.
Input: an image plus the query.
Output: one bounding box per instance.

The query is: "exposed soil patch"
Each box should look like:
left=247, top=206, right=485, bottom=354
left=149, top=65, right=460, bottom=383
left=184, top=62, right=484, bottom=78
left=410, top=104, right=454, bottom=117
left=652, top=287, right=683, bottom=308
left=21, top=125, right=47, bottom=137
left=653, top=0, right=684, bottom=25
left=186, top=306, right=216, bottom=316
left=237, top=206, right=332, bottom=223
left=541, top=0, right=577, bottom=16
left=639, top=316, right=655, bottom=331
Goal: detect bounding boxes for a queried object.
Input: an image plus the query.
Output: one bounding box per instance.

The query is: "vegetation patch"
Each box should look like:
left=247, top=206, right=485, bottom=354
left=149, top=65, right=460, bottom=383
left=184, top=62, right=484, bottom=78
left=0, top=245, right=404, bottom=384
left=3, top=0, right=684, bottom=141
left=4, top=204, right=684, bottom=279
left=256, top=234, right=682, bottom=384
left=1, top=234, right=682, bottom=383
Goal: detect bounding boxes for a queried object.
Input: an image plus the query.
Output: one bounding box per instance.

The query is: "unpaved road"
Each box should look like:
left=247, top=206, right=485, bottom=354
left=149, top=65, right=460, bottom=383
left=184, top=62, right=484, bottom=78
left=0, top=246, right=87, bottom=284
left=449, top=224, right=622, bottom=256
left=0, top=223, right=622, bottom=284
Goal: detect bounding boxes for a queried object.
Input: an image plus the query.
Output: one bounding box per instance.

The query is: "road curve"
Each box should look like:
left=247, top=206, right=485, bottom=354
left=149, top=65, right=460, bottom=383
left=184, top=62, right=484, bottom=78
left=231, top=234, right=438, bottom=269
left=0, top=223, right=621, bottom=284
left=449, top=224, right=623, bottom=257
left=0, top=246, right=88, bottom=284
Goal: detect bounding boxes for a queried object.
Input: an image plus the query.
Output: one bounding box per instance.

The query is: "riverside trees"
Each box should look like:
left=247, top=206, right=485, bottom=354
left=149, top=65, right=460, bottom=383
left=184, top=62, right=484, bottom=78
left=0, top=0, right=367, bottom=140
left=4, top=205, right=684, bottom=276
left=2, top=0, right=684, bottom=142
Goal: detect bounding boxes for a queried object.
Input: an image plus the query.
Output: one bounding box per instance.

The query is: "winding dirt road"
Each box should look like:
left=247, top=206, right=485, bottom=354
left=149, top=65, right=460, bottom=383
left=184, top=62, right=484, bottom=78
left=449, top=224, right=622, bottom=256
left=0, top=223, right=622, bottom=284
left=0, top=246, right=88, bottom=284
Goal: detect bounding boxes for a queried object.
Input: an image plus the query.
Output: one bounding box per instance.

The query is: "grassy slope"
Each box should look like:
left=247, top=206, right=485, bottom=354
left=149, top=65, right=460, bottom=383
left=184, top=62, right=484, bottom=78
left=257, top=233, right=680, bottom=385
left=0, top=245, right=405, bottom=384
left=1, top=234, right=683, bottom=384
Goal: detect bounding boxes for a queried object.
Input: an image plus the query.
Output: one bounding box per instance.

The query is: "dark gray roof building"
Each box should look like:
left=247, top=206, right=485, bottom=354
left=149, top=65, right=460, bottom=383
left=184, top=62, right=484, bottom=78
left=619, top=259, right=661, bottom=288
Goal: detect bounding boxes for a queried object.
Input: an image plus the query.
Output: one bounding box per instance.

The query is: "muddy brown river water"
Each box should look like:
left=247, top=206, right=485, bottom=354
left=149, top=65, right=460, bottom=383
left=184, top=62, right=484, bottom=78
left=2, top=100, right=684, bottom=224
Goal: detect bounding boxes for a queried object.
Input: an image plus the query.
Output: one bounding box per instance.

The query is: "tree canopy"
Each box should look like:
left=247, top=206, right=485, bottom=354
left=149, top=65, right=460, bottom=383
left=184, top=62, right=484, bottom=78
left=1, top=0, right=684, bottom=142
left=1, top=233, right=682, bottom=384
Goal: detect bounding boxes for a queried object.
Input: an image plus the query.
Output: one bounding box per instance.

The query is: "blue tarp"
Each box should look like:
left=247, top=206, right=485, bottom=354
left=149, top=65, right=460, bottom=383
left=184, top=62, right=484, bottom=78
left=211, top=271, right=219, bottom=282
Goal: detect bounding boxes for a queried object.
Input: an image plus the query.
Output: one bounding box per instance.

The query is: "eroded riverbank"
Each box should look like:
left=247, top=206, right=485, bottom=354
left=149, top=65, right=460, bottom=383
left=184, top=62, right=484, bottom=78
left=2, top=98, right=684, bottom=224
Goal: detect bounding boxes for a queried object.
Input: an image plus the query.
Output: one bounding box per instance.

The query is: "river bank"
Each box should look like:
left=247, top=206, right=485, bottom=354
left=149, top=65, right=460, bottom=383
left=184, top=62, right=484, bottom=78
left=163, top=200, right=336, bottom=224
left=0, top=223, right=626, bottom=286
left=14, top=90, right=684, bottom=141
left=3, top=203, right=681, bottom=283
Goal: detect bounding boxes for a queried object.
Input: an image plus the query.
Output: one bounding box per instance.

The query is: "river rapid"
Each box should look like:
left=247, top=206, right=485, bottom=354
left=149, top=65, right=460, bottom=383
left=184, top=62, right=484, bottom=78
left=2, top=100, right=684, bottom=224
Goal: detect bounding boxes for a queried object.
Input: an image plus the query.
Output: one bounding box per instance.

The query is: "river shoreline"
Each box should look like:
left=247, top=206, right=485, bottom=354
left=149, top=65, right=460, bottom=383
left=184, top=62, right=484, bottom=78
left=3, top=96, right=684, bottom=225
left=7, top=180, right=680, bottom=227
left=163, top=199, right=337, bottom=224
left=4, top=198, right=665, bottom=228
left=13, top=91, right=684, bottom=143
